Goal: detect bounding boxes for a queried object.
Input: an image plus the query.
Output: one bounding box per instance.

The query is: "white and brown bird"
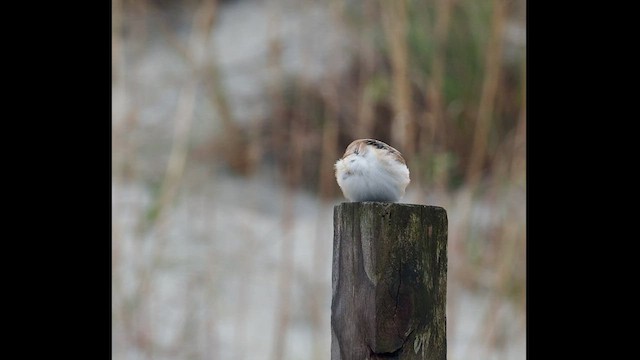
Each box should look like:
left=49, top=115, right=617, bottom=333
left=334, top=139, right=410, bottom=202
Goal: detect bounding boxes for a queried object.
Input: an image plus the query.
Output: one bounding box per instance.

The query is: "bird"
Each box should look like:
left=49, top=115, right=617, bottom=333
left=334, top=138, right=410, bottom=202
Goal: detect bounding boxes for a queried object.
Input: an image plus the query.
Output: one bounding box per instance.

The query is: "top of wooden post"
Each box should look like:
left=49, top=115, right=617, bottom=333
left=334, top=202, right=448, bottom=230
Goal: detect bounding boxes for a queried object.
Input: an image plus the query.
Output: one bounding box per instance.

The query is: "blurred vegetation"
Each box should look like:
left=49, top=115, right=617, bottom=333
left=115, top=0, right=525, bottom=300
left=113, top=0, right=526, bottom=358
left=115, top=0, right=525, bottom=197
left=194, top=0, right=527, bottom=199
left=114, top=0, right=526, bottom=296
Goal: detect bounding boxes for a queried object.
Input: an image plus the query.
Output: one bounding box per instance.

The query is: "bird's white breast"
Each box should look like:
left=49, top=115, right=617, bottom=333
left=335, top=151, right=409, bottom=202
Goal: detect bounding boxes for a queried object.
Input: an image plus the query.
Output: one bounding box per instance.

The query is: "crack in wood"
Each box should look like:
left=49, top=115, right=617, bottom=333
left=368, top=328, right=414, bottom=359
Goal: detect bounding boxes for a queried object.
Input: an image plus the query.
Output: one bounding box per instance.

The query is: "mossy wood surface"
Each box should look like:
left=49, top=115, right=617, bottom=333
left=331, top=202, right=447, bottom=360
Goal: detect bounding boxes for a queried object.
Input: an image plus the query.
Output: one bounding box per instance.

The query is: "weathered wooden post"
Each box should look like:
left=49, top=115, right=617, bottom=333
left=331, top=202, right=447, bottom=360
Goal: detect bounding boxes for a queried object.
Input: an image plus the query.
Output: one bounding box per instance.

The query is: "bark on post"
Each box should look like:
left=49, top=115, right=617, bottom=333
left=331, top=202, right=447, bottom=360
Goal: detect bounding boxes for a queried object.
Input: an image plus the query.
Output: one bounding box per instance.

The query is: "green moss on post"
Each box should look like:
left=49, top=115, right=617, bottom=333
left=331, top=202, right=447, bottom=360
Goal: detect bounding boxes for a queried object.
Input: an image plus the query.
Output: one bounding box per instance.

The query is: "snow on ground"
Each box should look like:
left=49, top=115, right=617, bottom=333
left=112, top=169, right=525, bottom=360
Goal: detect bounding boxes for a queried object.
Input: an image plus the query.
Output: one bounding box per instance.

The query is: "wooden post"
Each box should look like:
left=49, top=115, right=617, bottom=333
left=331, top=202, right=447, bottom=360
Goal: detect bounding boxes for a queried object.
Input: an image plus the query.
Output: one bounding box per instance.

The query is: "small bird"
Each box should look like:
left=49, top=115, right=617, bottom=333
left=334, top=139, right=410, bottom=202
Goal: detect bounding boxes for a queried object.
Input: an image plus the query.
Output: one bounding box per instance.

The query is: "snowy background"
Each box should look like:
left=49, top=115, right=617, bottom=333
left=112, top=0, right=526, bottom=359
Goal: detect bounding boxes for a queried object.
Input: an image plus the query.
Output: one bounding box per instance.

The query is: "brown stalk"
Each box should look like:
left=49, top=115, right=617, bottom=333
left=466, top=0, right=507, bottom=186
left=381, top=0, right=414, bottom=157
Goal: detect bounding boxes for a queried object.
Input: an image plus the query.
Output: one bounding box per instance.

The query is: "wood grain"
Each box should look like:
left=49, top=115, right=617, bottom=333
left=332, top=202, right=447, bottom=360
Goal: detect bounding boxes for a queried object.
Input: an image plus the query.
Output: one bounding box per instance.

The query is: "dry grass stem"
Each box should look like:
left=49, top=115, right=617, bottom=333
left=466, top=0, right=507, bottom=185
left=381, top=0, right=414, bottom=157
